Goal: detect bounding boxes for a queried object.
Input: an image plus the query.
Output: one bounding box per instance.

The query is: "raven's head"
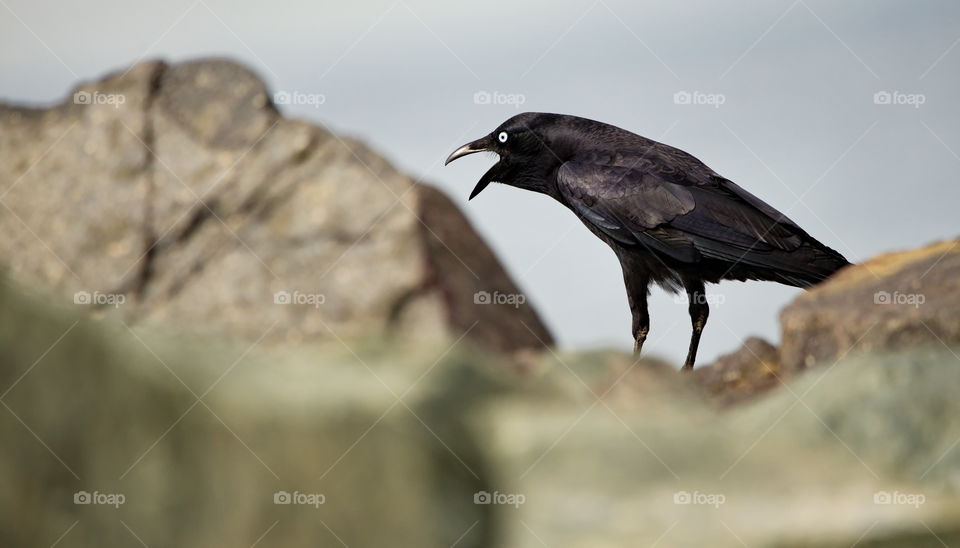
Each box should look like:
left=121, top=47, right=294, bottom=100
left=445, top=112, right=573, bottom=200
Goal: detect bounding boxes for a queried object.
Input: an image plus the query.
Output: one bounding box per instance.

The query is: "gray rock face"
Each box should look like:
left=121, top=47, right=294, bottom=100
left=0, top=59, right=552, bottom=353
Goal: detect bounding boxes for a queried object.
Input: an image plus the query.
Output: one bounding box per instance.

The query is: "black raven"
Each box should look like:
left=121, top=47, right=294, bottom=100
left=445, top=112, right=849, bottom=370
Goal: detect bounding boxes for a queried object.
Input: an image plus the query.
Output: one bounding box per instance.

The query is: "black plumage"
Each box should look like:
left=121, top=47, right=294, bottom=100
left=446, top=112, right=850, bottom=369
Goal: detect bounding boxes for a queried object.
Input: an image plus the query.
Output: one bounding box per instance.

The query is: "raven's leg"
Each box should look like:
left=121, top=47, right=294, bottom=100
left=632, top=297, right=649, bottom=355
left=624, top=273, right=650, bottom=356
left=682, top=280, right=709, bottom=371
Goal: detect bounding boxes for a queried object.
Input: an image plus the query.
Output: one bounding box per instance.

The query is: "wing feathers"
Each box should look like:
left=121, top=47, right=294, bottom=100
left=556, top=153, right=848, bottom=283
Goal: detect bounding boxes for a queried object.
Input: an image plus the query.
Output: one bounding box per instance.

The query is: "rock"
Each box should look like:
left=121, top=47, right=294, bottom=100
left=3, top=276, right=960, bottom=547
left=0, top=58, right=552, bottom=354
left=780, top=239, right=960, bottom=370
left=693, top=336, right=783, bottom=404
left=412, top=185, right=553, bottom=354
left=510, top=343, right=960, bottom=547
left=0, top=276, right=488, bottom=548
left=751, top=345, right=960, bottom=486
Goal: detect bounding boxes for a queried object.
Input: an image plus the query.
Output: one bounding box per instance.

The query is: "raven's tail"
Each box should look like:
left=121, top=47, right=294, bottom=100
left=770, top=239, right=851, bottom=288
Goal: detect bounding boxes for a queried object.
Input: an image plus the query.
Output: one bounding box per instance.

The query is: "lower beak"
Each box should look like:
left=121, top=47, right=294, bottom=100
left=444, top=137, right=491, bottom=165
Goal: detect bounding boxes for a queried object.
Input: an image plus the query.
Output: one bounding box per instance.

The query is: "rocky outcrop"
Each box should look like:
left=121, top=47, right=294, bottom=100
left=779, top=239, right=959, bottom=370
left=0, top=59, right=552, bottom=353
left=692, top=239, right=959, bottom=400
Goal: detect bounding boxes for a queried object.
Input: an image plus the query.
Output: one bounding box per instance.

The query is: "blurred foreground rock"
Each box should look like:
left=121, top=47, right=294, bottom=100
left=3, top=274, right=960, bottom=547
left=0, top=58, right=551, bottom=353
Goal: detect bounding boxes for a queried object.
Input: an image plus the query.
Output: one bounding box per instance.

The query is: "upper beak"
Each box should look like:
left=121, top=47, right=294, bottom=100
left=445, top=136, right=491, bottom=166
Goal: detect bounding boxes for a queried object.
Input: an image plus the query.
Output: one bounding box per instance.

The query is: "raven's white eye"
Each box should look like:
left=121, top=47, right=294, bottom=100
left=498, top=131, right=508, bottom=143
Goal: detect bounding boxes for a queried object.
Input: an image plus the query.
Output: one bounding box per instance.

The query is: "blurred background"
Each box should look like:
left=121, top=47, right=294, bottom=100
left=1, top=0, right=957, bottom=363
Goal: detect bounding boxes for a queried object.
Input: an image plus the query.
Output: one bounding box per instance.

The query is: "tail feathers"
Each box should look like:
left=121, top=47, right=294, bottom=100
left=712, top=239, right=850, bottom=288
left=767, top=241, right=850, bottom=288
left=684, top=230, right=851, bottom=288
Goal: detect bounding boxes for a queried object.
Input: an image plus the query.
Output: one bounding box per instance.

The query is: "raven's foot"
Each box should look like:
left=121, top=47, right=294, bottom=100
left=633, top=332, right=647, bottom=356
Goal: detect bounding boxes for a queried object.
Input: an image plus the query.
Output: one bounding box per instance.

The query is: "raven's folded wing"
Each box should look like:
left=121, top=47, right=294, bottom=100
left=556, top=159, right=700, bottom=261
left=556, top=155, right=813, bottom=268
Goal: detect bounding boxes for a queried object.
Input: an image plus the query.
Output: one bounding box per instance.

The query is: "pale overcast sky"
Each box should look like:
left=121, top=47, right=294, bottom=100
left=2, top=0, right=958, bottom=365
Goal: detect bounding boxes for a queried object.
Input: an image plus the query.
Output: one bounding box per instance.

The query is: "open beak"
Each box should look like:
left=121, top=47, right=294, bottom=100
left=445, top=135, right=501, bottom=200
left=444, top=136, right=492, bottom=166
